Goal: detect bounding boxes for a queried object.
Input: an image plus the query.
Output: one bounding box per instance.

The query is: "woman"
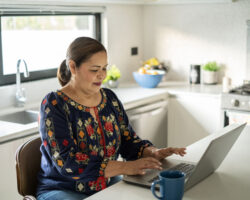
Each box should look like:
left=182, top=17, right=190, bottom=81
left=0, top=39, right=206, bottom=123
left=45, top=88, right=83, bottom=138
left=36, top=37, right=186, bottom=200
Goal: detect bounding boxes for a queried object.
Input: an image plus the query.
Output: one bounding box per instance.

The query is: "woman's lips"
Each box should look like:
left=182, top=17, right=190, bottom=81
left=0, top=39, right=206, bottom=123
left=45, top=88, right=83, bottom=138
left=93, top=82, right=102, bottom=86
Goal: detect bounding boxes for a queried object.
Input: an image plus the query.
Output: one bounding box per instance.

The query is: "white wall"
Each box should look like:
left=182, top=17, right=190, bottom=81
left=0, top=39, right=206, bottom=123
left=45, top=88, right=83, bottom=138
left=143, top=0, right=250, bottom=85
left=0, top=4, right=143, bottom=109
left=105, top=4, right=144, bottom=82
left=1, top=1, right=250, bottom=109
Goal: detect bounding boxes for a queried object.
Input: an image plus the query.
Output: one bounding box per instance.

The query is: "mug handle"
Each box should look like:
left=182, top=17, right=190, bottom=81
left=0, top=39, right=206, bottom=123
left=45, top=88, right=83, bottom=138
left=151, top=179, right=163, bottom=200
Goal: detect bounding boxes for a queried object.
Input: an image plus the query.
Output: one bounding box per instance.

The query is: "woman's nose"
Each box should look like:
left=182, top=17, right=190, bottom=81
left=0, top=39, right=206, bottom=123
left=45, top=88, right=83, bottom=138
left=97, top=69, right=106, bottom=79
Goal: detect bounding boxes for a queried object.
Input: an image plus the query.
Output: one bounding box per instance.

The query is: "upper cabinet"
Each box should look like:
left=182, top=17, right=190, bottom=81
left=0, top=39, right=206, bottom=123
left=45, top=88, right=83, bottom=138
left=0, top=0, right=237, bottom=6
left=78, top=0, right=236, bottom=5
left=67, top=0, right=237, bottom=4
left=145, top=0, right=236, bottom=4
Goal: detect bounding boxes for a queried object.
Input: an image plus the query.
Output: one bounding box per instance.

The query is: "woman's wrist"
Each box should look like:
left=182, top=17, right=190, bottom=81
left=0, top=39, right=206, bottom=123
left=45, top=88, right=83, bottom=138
left=142, top=146, right=158, bottom=158
left=104, top=160, right=126, bottom=178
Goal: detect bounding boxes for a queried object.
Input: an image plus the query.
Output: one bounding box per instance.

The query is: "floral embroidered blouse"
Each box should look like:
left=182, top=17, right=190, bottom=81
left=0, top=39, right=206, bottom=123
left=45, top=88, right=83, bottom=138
left=36, top=88, right=153, bottom=196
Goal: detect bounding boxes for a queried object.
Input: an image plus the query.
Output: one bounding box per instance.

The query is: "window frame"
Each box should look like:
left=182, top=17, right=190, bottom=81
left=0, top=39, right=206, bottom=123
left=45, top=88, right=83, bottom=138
left=0, top=12, right=102, bottom=86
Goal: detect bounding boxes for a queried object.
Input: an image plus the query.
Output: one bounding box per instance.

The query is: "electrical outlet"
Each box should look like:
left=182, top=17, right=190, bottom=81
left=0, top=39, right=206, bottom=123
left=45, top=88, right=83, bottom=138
left=131, top=47, right=138, bottom=56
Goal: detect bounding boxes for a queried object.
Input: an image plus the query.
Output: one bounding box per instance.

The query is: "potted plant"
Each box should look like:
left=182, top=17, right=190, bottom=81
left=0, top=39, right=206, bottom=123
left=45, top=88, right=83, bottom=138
left=202, top=61, right=220, bottom=84
left=102, top=64, right=121, bottom=88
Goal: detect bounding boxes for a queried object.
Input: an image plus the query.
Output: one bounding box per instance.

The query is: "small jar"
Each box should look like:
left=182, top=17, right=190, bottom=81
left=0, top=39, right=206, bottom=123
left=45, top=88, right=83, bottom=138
left=222, top=76, right=232, bottom=93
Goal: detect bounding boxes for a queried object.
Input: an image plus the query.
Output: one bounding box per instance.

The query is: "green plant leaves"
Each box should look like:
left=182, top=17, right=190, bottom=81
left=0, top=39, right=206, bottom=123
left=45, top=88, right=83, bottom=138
left=103, top=65, right=121, bottom=83
left=202, top=61, right=220, bottom=71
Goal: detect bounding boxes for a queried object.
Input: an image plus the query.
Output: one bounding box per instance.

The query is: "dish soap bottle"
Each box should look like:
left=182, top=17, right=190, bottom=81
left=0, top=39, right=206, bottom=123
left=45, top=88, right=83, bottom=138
left=222, top=71, right=232, bottom=93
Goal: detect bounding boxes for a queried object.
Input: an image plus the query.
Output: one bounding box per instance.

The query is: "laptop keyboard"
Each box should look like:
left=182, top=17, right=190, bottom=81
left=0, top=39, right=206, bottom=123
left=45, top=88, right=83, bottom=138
left=148, top=163, right=196, bottom=183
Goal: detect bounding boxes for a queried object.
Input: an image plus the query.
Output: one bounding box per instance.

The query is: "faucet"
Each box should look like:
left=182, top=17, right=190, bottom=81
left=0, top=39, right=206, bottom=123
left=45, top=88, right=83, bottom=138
left=16, top=59, right=29, bottom=107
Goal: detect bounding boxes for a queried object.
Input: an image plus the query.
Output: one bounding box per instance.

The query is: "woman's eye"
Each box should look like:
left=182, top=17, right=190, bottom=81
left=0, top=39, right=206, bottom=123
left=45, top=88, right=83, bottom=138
left=90, top=70, right=98, bottom=72
left=103, top=68, right=107, bottom=71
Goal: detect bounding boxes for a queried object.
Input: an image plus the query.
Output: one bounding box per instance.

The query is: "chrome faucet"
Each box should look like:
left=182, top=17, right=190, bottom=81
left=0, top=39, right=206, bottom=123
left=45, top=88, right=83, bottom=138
left=16, top=59, right=29, bottom=107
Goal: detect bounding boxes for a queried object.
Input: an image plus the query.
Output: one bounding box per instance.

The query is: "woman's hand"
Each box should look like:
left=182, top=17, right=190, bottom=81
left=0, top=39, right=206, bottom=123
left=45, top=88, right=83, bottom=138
left=152, top=147, right=186, bottom=160
left=143, top=146, right=187, bottom=160
left=123, top=157, right=163, bottom=175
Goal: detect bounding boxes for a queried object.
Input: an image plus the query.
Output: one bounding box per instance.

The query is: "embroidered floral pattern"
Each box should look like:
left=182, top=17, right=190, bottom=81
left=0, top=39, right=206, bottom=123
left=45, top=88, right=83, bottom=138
left=76, top=181, right=85, bottom=192
left=103, top=114, right=115, bottom=137
left=45, top=117, right=65, bottom=168
left=88, top=176, right=107, bottom=191
left=56, top=89, right=107, bottom=112
left=38, top=89, right=152, bottom=196
left=76, top=118, right=88, bottom=159
left=75, top=152, right=89, bottom=164
left=99, top=157, right=110, bottom=176
left=106, top=142, right=116, bottom=157
left=84, top=118, right=95, bottom=139
left=63, top=103, right=74, bottom=140
left=89, top=144, right=99, bottom=156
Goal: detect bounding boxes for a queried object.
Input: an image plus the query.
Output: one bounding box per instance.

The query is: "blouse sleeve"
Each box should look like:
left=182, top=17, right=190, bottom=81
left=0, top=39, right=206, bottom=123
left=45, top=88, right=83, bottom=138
left=39, top=93, right=108, bottom=180
left=108, top=90, right=153, bottom=161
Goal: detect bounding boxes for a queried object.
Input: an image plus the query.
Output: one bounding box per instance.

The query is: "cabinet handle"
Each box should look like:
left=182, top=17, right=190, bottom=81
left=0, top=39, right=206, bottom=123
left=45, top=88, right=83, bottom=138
left=128, top=107, right=167, bottom=121
left=150, top=107, right=165, bottom=116
left=129, top=114, right=141, bottom=121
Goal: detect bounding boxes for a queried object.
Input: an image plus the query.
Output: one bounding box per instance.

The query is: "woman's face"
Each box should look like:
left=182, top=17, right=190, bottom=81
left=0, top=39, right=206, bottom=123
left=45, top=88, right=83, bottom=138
left=73, top=51, right=108, bottom=94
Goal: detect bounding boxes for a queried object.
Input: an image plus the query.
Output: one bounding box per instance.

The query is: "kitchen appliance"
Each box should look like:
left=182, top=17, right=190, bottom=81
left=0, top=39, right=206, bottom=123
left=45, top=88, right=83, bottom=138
left=189, top=65, right=200, bottom=84
left=221, top=83, right=250, bottom=127
left=126, top=100, right=168, bottom=148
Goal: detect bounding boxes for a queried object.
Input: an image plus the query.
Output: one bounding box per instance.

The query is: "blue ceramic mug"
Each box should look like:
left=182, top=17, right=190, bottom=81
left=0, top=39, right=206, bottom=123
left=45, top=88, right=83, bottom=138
left=151, top=170, right=185, bottom=200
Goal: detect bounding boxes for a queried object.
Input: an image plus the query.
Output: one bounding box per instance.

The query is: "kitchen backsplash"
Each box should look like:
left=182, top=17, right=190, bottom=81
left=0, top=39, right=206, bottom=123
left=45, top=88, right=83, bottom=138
left=0, top=78, right=60, bottom=110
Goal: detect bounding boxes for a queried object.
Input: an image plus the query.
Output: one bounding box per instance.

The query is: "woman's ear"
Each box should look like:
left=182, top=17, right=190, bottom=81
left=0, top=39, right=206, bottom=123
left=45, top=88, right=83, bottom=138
left=68, top=60, right=77, bottom=76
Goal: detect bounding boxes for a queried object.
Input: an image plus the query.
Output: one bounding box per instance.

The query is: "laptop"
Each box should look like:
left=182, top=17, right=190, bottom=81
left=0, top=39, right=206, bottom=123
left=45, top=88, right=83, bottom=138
left=123, top=122, right=246, bottom=191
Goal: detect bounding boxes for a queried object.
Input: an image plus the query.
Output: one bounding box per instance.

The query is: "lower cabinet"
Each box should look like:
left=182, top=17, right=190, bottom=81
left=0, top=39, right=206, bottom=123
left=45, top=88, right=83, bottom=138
left=167, top=94, right=221, bottom=147
left=127, top=100, right=168, bottom=148
left=0, top=133, right=39, bottom=200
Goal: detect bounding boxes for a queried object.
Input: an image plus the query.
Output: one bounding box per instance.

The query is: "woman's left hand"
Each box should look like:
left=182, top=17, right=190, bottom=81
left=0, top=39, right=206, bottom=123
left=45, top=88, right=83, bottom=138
left=150, top=147, right=187, bottom=160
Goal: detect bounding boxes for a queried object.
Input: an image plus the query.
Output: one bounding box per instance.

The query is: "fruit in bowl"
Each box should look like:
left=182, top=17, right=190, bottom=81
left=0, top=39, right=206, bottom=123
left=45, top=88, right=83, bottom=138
left=133, top=69, right=165, bottom=88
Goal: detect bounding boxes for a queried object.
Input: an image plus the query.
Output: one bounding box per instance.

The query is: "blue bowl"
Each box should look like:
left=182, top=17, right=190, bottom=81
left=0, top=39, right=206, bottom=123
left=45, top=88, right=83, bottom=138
left=133, top=70, right=165, bottom=88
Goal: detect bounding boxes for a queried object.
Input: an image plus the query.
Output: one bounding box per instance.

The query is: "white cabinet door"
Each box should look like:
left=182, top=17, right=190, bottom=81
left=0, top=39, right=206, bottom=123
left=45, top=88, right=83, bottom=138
left=127, top=100, right=168, bottom=148
left=0, top=133, right=39, bottom=200
left=168, top=94, right=221, bottom=147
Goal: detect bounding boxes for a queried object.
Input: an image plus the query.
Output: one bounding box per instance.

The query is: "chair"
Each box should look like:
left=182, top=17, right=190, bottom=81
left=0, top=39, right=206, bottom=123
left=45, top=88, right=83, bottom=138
left=16, top=136, right=42, bottom=200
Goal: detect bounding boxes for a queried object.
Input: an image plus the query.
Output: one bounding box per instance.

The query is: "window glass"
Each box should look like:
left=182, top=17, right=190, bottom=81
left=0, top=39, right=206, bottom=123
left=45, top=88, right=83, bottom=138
left=1, top=15, right=96, bottom=75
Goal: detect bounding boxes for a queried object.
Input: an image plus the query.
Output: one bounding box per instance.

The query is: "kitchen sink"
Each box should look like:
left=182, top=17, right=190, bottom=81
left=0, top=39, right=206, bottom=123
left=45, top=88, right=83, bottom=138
left=0, top=110, right=39, bottom=125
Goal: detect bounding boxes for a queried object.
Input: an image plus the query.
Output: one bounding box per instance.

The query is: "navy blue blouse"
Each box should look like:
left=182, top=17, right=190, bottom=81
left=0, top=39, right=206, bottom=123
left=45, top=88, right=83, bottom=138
left=36, top=88, right=152, bottom=196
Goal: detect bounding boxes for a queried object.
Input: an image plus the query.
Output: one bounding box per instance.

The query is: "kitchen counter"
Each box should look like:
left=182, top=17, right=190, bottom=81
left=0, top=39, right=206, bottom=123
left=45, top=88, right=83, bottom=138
left=85, top=124, right=250, bottom=200
left=159, top=81, right=222, bottom=97
left=111, top=86, right=168, bottom=110
left=0, top=81, right=223, bottom=144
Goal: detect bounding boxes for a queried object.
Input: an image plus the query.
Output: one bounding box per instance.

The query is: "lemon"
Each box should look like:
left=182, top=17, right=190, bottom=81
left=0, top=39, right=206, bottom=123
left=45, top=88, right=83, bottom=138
left=138, top=67, right=147, bottom=74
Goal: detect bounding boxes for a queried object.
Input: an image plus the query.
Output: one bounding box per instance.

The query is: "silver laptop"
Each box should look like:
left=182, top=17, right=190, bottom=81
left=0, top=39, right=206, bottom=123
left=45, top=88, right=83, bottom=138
left=123, top=122, right=246, bottom=191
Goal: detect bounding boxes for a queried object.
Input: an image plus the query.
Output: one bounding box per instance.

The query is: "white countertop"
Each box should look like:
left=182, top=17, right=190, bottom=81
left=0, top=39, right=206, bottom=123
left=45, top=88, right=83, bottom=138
left=86, top=124, right=250, bottom=200
left=0, top=81, right=223, bottom=144
left=158, top=81, right=222, bottom=97
left=111, top=86, right=168, bottom=110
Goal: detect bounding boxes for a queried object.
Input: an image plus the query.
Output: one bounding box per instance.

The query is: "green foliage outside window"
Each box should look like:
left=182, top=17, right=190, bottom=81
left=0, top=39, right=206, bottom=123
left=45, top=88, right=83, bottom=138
left=2, top=16, right=89, bottom=30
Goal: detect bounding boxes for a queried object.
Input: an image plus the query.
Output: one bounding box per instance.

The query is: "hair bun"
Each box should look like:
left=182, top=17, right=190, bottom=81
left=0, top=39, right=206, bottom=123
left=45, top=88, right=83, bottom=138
left=57, top=59, right=71, bottom=86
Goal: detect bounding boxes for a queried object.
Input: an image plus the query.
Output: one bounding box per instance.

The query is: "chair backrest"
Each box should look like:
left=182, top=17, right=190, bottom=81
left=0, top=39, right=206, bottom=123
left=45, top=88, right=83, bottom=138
left=16, top=136, right=42, bottom=197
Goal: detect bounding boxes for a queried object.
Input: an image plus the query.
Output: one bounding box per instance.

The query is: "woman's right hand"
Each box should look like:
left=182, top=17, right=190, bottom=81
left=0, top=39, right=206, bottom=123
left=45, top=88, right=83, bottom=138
left=123, top=157, right=163, bottom=175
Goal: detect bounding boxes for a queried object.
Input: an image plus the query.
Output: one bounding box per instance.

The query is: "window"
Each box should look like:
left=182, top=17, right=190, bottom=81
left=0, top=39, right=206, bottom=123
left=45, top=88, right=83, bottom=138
left=0, top=7, right=102, bottom=86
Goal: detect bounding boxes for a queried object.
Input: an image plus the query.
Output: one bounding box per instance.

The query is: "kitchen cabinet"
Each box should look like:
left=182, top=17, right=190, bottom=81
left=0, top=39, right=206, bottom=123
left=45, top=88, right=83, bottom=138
left=35, top=0, right=234, bottom=5
left=0, top=133, right=39, bottom=200
left=167, top=94, right=221, bottom=147
left=127, top=99, right=168, bottom=148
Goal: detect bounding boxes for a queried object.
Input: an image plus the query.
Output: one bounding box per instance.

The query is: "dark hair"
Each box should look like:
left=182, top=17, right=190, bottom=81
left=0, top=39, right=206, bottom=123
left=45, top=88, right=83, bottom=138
left=57, top=37, right=107, bottom=86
